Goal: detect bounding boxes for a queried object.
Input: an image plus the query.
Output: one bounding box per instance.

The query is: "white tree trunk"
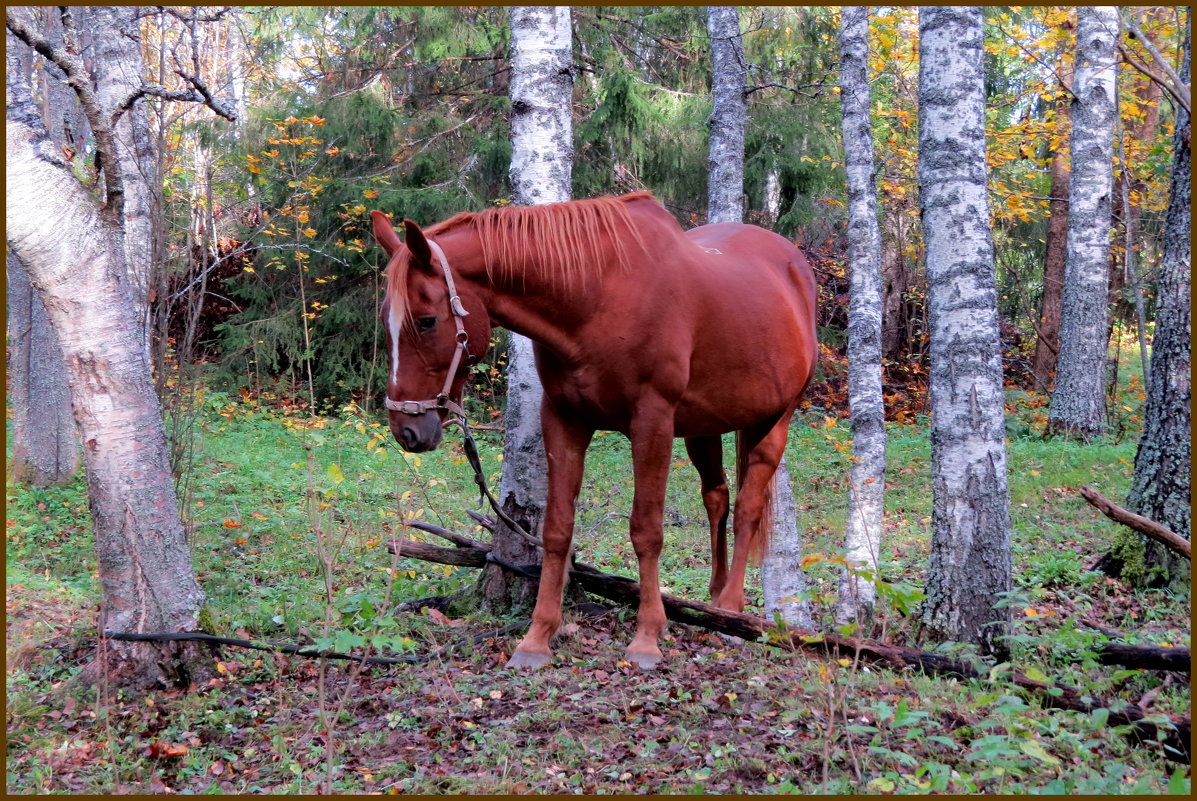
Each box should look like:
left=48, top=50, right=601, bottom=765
left=83, top=6, right=160, bottom=352
left=760, top=454, right=813, bottom=628
left=6, top=19, right=79, bottom=487
left=7, top=37, right=204, bottom=688
left=916, top=6, right=1012, bottom=657
left=485, top=6, right=574, bottom=610
left=1047, top=6, right=1119, bottom=439
left=835, top=5, right=886, bottom=628
left=706, top=6, right=746, bottom=224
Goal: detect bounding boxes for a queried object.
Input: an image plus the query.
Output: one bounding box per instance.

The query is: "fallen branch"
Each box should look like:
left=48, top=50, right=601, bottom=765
left=1095, top=642, right=1191, bottom=673
left=1080, top=486, right=1190, bottom=559
left=389, top=526, right=1190, bottom=761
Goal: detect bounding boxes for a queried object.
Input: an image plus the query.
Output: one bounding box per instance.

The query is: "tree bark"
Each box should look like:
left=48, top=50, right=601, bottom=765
left=760, top=455, right=813, bottom=628
left=1047, top=7, right=1119, bottom=440
left=916, top=7, right=1013, bottom=658
left=83, top=6, right=160, bottom=352
left=706, top=6, right=746, bottom=223
left=484, top=6, right=575, bottom=611
left=6, top=250, right=80, bottom=486
left=835, top=5, right=886, bottom=627
left=7, top=20, right=204, bottom=691
left=1116, top=18, right=1191, bottom=589
left=5, top=21, right=79, bottom=487
left=1031, top=22, right=1074, bottom=390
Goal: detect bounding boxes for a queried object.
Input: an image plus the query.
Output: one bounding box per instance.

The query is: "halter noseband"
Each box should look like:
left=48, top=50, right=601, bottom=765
left=384, top=239, right=472, bottom=418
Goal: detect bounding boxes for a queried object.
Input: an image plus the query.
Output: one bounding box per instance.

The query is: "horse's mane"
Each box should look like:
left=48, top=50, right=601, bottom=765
left=386, top=193, right=653, bottom=326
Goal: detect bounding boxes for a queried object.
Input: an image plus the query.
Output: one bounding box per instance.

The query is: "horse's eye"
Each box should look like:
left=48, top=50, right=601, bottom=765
left=416, top=316, right=437, bottom=333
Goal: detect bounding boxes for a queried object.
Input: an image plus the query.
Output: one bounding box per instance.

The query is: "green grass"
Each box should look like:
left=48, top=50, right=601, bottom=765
left=5, top=369, right=1190, bottom=794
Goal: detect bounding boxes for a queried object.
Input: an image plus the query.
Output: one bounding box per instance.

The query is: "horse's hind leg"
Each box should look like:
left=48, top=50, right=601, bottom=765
left=685, top=435, right=730, bottom=600
left=715, top=414, right=792, bottom=613
left=507, top=406, right=593, bottom=669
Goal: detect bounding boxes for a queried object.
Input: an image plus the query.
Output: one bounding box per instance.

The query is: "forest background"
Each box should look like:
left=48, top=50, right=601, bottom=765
left=5, top=5, right=1190, bottom=794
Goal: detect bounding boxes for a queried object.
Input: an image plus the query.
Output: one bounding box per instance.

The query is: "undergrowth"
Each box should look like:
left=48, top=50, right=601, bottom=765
left=5, top=363, right=1190, bottom=793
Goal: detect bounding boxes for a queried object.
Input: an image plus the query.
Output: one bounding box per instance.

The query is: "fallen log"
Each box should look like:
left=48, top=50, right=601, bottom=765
left=389, top=525, right=1190, bottom=762
left=1096, top=642, right=1192, bottom=673
left=1080, top=486, right=1191, bottom=559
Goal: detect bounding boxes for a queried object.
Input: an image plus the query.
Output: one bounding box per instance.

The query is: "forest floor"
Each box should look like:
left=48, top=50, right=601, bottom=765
left=5, top=349, right=1191, bottom=793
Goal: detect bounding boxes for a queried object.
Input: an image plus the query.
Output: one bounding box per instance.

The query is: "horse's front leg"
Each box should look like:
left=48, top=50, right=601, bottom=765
left=624, top=399, right=678, bottom=669
left=506, top=404, right=592, bottom=669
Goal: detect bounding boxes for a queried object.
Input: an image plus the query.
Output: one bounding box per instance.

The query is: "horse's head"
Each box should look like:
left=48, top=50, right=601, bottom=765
left=372, top=212, right=491, bottom=453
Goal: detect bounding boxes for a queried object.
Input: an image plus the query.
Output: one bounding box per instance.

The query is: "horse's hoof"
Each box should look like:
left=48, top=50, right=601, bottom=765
left=625, top=649, right=663, bottom=670
left=506, top=648, right=552, bottom=669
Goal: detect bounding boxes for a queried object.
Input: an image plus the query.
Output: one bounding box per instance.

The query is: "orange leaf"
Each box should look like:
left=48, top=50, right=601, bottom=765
left=223, top=519, right=243, bottom=529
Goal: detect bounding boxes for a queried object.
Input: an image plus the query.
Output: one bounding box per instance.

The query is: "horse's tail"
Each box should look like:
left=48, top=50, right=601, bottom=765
left=735, top=432, right=774, bottom=566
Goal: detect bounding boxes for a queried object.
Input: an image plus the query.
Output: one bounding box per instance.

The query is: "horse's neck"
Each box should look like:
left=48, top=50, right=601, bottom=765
left=441, top=228, right=600, bottom=358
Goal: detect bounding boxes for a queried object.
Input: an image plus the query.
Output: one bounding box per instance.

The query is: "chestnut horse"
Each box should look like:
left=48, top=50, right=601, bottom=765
left=371, top=192, right=817, bottom=669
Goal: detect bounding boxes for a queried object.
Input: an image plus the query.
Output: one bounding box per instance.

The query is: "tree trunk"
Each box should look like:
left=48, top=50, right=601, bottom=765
left=6, top=251, right=80, bottom=486
left=1116, top=19, right=1191, bottom=589
left=1031, top=25, right=1074, bottom=390
left=7, top=28, right=205, bottom=690
left=483, top=6, right=574, bottom=611
left=706, top=6, right=746, bottom=223
left=5, top=19, right=79, bottom=487
left=760, top=455, right=813, bottom=628
left=879, top=196, right=913, bottom=362
left=835, top=5, right=886, bottom=628
left=916, top=7, right=1013, bottom=658
left=82, top=6, right=161, bottom=353
left=1047, top=7, right=1119, bottom=440
left=1106, top=10, right=1165, bottom=357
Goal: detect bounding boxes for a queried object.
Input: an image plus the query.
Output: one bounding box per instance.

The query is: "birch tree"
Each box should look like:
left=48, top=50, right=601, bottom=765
left=1117, top=17, right=1190, bottom=588
left=6, top=13, right=205, bottom=689
left=482, top=6, right=575, bottom=611
left=6, top=16, right=78, bottom=487
left=706, top=6, right=746, bottom=223
left=835, top=6, right=885, bottom=627
left=1047, top=6, right=1119, bottom=440
left=917, top=6, right=1012, bottom=657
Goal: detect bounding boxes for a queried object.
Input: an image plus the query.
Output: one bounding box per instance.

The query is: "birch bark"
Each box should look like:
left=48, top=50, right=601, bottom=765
left=1047, top=6, right=1119, bottom=439
left=7, top=25, right=204, bottom=689
left=6, top=16, right=79, bottom=487
left=916, top=6, right=1013, bottom=656
left=835, top=6, right=885, bottom=627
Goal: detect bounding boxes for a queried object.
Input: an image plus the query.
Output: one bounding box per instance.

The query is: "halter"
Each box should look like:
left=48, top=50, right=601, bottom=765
left=384, top=239, right=472, bottom=418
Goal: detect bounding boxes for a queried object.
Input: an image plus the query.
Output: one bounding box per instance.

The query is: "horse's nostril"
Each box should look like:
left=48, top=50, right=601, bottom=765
left=400, top=426, right=418, bottom=450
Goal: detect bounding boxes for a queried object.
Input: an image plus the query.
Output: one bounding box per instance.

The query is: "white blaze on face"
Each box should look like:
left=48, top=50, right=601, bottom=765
left=388, top=300, right=403, bottom=385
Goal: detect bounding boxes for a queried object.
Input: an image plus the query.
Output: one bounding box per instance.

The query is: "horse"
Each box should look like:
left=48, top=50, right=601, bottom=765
left=371, top=192, right=817, bottom=669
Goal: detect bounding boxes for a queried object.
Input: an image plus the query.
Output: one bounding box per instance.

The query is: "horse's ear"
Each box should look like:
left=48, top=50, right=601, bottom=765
left=370, top=211, right=401, bottom=258
left=402, top=219, right=434, bottom=269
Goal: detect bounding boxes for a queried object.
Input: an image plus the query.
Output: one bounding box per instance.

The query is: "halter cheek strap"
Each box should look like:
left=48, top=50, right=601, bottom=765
left=384, top=239, right=472, bottom=418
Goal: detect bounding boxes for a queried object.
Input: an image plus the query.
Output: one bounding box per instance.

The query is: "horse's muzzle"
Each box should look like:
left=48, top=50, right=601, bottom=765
left=389, top=410, right=443, bottom=453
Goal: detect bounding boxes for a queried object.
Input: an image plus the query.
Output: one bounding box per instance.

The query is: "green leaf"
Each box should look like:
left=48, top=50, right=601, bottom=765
left=1023, top=665, right=1050, bottom=683
left=326, top=462, right=345, bottom=484
left=1168, top=767, right=1190, bottom=795
left=1019, top=739, right=1060, bottom=766
left=1090, top=707, right=1109, bottom=729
